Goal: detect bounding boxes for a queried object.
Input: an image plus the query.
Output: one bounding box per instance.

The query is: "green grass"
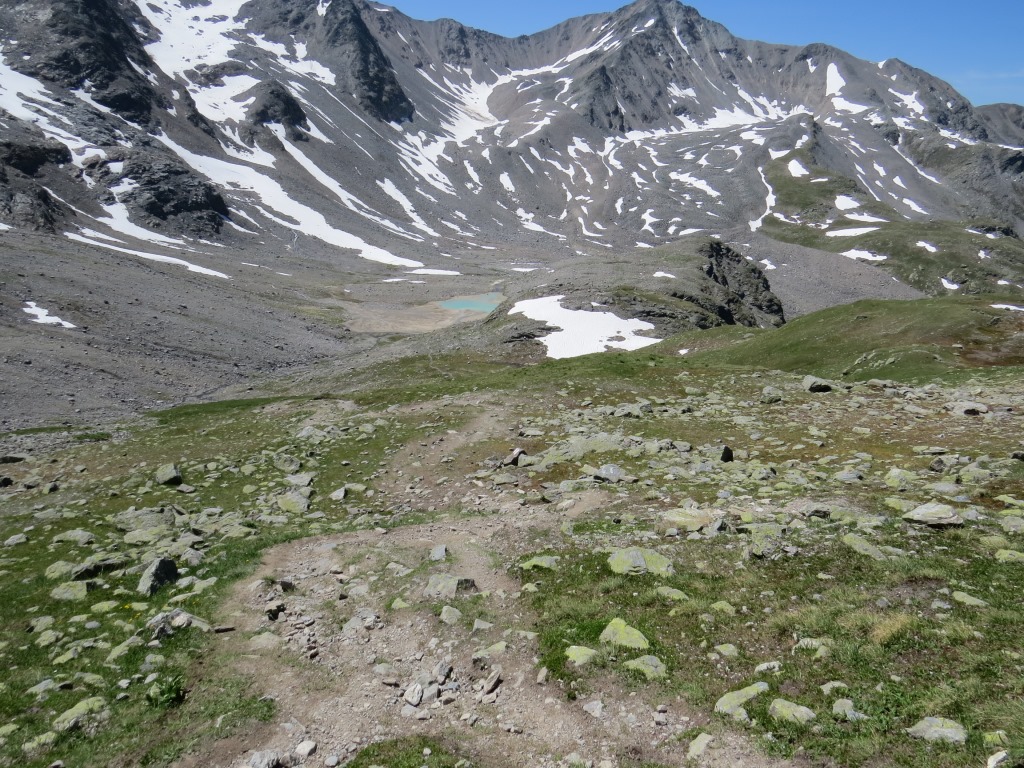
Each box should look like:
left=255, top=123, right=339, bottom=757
left=523, top=521, right=1024, bottom=767
left=682, top=295, right=1024, bottom=382
left=347, top=737, right=468, bottom=768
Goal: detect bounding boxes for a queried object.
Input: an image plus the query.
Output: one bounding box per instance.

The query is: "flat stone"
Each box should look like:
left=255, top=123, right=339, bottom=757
left=715, top=682, right=769, bottom=722
left=907, top=717, right=967, bottom=745
left=903, top=502, right=963, bottom=527
left=50, top=581, right=93, bottom=602
left=842, top=533, right=888, bottom=561
left=769, top=698, right=816, bottom=725
left=599, top=618, right=650, bottom=650
left=661, top=508, right=719, bottom=533
left=952, top=591, right=988, bottom=607
left=52, top=529, right=95, bottom=546
left=803, top=375, right=834, bottom=393
left=607, top=547, right=674, bottom=576
left=423, top=574, right=477, bottom=600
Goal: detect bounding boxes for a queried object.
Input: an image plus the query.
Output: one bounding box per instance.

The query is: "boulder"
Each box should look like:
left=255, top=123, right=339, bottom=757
left=802, top=376, right=834, bottom=393
left=137, top=558, right=179, bottom=596
left=153, top=463, right=182, bottom=486
left=903, top=502, right=963, bottom=527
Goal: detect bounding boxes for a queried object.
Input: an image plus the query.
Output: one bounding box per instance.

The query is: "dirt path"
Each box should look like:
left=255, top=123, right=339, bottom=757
left=176, top=399, right=806, bottom=768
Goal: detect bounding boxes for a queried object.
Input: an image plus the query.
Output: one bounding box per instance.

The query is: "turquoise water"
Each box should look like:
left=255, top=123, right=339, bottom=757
left=439, top=292, right=504, bottom=313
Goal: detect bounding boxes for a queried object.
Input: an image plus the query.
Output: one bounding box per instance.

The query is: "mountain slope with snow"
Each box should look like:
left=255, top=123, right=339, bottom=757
left=1, top=0, right=1022, bottom=424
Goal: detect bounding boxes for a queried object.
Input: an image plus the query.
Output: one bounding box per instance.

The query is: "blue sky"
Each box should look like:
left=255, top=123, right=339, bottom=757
left=386, top=0, right=1024, bottom=106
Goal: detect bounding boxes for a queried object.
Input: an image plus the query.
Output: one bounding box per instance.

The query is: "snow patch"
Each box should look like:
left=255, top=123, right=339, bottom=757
left=992, top=304, right=1024, bottom=312
left=22, top=302, right=75, bottom=328
left=941, top=278, right=960, bottom=290
left=842, top=249, right=887, bottom=262
left=509, top=295, right=661, bottom=359
left=827, top=227, right=879, bottom=238
left=835, top=195, right=860, bottom=211
left=916, top=241, right=938, bottom=253
left=788, top=159, right=809, bottom=178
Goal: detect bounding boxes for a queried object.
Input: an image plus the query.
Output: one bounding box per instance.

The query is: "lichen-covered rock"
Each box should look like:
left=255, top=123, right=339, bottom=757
left=624, top=655, right=667, bottom=680
left=607, top=547, right=673, bottom=576
left=599, top=618, right=650, bottom=649
left=565, top=646, right=598, bottom=666
left=52, top=696, right=107, bottom=732
left=769, top=698, right=816, bottom=724
left=154, top=463, right=182, bottom=486
left=714, top=682, right=769, bottom=722
left=903, top=502, right=963, bottom=527
left=842, top=533, right=888, bottom=561
left=907, top=717, right=968, bottom=745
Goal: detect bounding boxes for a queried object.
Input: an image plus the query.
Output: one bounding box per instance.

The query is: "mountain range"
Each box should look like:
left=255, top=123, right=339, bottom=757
left=1, top=0, right=1023, bottom=427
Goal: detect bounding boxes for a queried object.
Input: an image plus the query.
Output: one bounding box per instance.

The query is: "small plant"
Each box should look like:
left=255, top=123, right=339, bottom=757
left=146, top=675, right=187, bottom=709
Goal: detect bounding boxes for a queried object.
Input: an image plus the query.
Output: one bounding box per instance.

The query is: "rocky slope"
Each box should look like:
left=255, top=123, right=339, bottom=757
left=0, top=0, right=1022, bottom=426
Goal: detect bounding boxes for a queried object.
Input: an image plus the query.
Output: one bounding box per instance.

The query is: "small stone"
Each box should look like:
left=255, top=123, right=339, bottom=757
left=439, top=605, right=462, bottom=625
left=424, top=574, right=477, bottom=600
left=833, top=698, right=868, bottom=722
left=403, top=683, right=423, bottom=707
left=842, top=533, right=888, bottom=561
left=952, top=591, right=988, bottom=608
left=50, top=581, right=93, bottom=602
left=583, top=700, right=604, bottom=718
left=714, top=643, right=739, bottom=658
left=906, top=717, right=968, bottom=745
left=996, top=549, right=1024, bottom=563
left=429, top=545, right=447, bottom=561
